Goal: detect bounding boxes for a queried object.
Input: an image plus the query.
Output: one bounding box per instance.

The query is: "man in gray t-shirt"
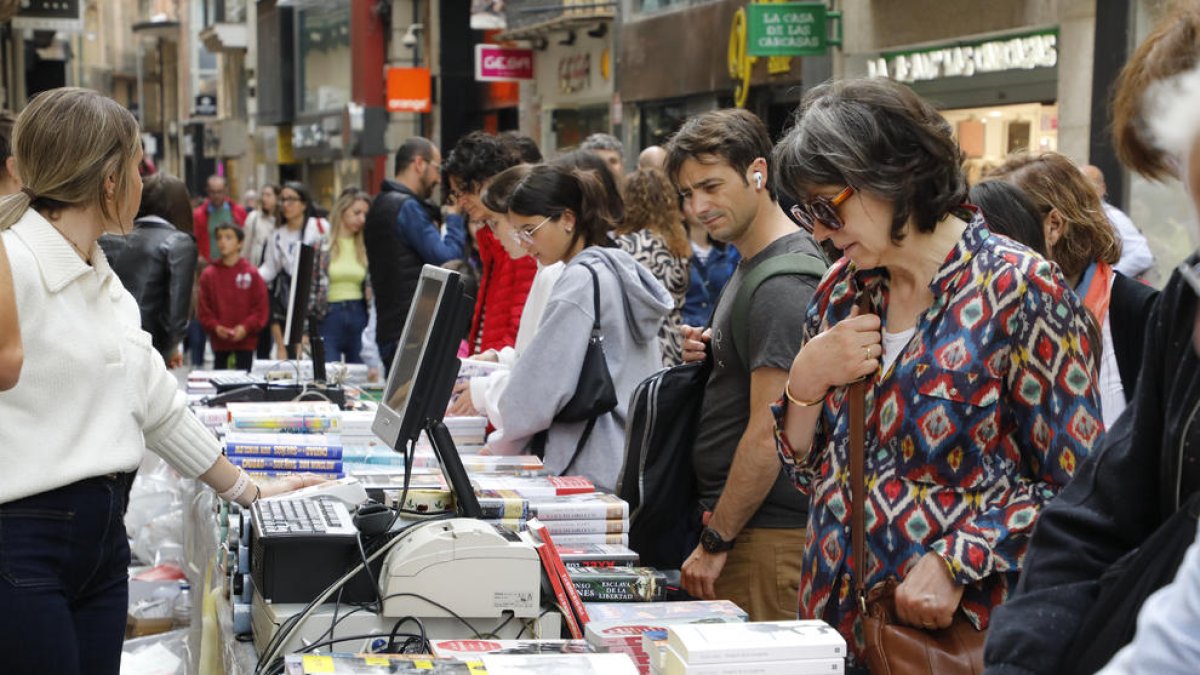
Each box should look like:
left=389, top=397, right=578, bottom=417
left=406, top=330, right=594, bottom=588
left=667, top=109, right=824, bottom=622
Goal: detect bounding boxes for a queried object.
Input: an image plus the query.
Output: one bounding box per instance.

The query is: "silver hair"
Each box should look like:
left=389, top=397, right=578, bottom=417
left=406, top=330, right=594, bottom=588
left=581, top=132, right=623, bottom=155
left=773, top=78, right=966, bottom=239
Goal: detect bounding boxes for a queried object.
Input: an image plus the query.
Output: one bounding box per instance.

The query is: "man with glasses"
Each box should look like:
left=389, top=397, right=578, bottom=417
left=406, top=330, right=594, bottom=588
left=666, top=109, right=826, bottom=622
left=443, top=131, right=536, bottom=356
left=193, top=175, right=247, bottom=262
left=364, top=136, right=464, bottom=371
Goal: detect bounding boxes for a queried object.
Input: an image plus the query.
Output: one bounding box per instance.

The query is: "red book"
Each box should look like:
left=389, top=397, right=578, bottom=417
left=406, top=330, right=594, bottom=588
left=522, top=529, right=582, bottom=639
left=528, top=519, right=591, bottom=628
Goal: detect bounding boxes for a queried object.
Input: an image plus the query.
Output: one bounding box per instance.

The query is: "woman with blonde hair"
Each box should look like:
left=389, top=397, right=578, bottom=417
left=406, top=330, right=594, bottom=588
left=987, top=151, right=1158, bottom=427
left=617, top=167, right=690, bottom=365
left=320, top=187, right=372, bottom=363
left=0, top=88, right=319, bottom=674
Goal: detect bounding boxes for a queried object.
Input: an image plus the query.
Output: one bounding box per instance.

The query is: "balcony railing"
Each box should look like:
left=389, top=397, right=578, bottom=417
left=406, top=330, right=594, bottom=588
left=503, top=0, right=617, bottom=34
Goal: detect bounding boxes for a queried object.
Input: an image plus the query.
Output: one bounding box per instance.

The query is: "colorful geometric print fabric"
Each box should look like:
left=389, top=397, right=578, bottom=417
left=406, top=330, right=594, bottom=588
left=773, top=212, right=1103, bottom=662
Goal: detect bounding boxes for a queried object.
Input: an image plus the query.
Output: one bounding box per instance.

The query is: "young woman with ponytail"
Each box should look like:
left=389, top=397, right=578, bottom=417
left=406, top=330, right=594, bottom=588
left=486, top=164, right=673, bottom=491
left=0, top=88, right=322, bottom=675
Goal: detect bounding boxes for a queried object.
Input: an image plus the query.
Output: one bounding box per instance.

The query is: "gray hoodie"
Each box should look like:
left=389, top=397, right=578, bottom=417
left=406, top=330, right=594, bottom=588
left=493, top=246, right=673, bottom=491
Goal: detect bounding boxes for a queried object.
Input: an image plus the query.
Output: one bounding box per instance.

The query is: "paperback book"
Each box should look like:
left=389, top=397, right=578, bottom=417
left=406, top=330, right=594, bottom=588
left=226, top=401, right=341, bottom=433
left=283, top=654, right=475, bottom=674
left=550, top=533, right=629, bottom=546
left=665, top=620, right=847, bottom=665
left=527, top=493, right=629, bottom=521
left=224, top=432, right=342, bottom=459
left=568, top=566, right=666, bottom=602
left=556, top=543, right=639, bottom=567
left=430, top=639, right=592, bottom=659
left=228, top=456, right=342, bottom=473
left=472, top=475, right=595, bottom=498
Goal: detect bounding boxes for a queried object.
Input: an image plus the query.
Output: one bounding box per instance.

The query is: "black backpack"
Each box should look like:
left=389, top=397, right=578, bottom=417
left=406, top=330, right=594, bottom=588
left=617, top=252, right=827, bottom=569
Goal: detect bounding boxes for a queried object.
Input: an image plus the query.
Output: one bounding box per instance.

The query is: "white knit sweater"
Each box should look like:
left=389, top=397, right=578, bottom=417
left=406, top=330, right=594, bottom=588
left=0, top=209, right=221, bottom=504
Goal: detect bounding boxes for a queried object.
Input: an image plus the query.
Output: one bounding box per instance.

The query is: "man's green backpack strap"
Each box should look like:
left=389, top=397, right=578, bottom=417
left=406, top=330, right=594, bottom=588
left=730, top=252, right=829, bottom=371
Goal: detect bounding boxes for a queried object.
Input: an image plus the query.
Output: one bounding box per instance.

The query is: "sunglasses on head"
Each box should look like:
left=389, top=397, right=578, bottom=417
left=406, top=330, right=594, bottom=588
left=789, top=186, right=855, bottom=233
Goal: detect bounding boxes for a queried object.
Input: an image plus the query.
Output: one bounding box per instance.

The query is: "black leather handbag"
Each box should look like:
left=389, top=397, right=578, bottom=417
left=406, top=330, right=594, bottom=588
left=532, top=263, right=617, bottom=471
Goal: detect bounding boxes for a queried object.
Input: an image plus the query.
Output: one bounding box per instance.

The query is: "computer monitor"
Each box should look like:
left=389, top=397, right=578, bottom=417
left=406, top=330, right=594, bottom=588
left=283, top=243, right=315, bottom=358
left=371, top=265, right=480, bottom=518
left=282, top=243, right=326, bottom=381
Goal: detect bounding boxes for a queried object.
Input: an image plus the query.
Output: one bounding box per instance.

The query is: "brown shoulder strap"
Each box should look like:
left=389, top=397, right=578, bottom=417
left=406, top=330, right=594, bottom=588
left=850, top=294, right=873, bottom=611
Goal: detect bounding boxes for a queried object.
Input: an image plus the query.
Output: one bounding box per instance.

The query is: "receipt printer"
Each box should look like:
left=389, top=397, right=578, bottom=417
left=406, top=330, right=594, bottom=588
left=381, top=519, right=541, bottom=619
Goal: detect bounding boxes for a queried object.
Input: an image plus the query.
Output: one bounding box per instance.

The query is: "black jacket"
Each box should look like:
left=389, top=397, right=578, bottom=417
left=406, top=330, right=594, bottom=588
left=1110, top=271, right=1159, bottom=400
left=99, top=216, right=198, bottom=359
left=363, top=180, right=437, bottom=349
left=984, top=257, right=1200, bottom=674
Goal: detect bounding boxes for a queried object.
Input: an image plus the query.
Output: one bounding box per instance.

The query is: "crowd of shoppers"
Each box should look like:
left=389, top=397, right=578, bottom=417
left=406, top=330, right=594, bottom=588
left=7, top=6, right=1200, bottom=670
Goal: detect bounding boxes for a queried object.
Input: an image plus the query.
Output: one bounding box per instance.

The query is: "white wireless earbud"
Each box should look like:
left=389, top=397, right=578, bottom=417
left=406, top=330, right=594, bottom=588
left=754, top=172, right=764, bottom=189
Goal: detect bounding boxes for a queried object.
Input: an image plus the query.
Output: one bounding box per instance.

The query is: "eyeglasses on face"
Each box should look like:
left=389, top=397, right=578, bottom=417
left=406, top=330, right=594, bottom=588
left=789, top=186, right=855, bottom=233
left=515, top=214, right=554, bottom=244
left=279, top=195, right=301, bottom=204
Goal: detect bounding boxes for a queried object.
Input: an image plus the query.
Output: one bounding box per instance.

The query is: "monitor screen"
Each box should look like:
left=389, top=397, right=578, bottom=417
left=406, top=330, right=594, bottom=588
left=283, top=243, right=316, bottom=356
left=371, top=265, right=480, bottom=518
left=381, top=271, right=444, bottom=429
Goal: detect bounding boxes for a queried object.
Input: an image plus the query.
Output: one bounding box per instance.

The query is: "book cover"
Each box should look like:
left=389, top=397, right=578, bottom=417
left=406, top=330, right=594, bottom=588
left=527, top=519, right=591, bottom=627
left=528, top=493, right=629, bottom=521
left=476, top=491, right=531, bottom=520
left=557, top=543, right=639, bottom=567
left=543, top=518, right=628, bottom=535
left=472, top=476, right=595, bottom=498
left=430, top=639, right=592, bottom=659
left=228, top=456, right=342, bottom=472
left=480, top=653, right=640, bottom=675
left=568, top=567, right=666, bottom=602
left=518, top=529, right=582, bottom=639
left=664, top=650, right=844, bottom=675
left=282, top=653, right=477, bottom=674
left=584, top=600, right=748, bottom=623
left=666, top=620, right=847, bottom=665
left=550, top=533, right=630, bottom=546
left=643, top=630, right=669, bottom=671
left=225, top=432, right=343, bottom=459
left=226, top=401, right=341, bottom=433
left=243, top=469, right=342, bottom=480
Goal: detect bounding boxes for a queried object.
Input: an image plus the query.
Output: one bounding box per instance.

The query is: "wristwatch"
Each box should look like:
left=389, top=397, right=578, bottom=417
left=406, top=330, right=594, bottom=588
left=699, top=526, right=735, bottom=553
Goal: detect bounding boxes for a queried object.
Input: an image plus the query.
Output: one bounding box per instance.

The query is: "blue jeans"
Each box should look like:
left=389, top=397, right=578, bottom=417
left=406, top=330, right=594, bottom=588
left=0, top=473, right=134, bottom=674
left=187, top=318, right=207, bottom=367
left=321, top=300, right=367, bottom=363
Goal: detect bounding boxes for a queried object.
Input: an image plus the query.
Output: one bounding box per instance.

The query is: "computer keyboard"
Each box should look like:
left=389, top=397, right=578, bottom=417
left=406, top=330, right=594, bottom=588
left=209, top=373, right=265, bottom=392
left=254, top=497, right=357, bottom=537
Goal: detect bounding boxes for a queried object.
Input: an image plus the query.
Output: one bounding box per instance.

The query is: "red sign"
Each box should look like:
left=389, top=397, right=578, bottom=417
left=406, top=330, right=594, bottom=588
left=386, top=67, right=432, bottom=113
left=475, top=44, right=535, bottom=82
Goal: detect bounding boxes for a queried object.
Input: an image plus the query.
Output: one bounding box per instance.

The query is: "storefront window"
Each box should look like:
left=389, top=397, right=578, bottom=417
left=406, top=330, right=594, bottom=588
left=553, top=106, right=610, bottom=151
left=638, top=0, right=702, bottom=13
left=941, top=102, right=1058, bottom=185
left=296, top=0, right=351, bottom=115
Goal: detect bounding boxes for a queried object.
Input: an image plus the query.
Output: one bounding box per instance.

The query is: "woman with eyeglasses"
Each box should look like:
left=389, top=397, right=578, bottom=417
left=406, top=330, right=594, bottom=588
left=258, top=181, right=330, bottom=360
left=770, top=77, right=1102, bottom=669
left=485, top=164, right=672, bottom=492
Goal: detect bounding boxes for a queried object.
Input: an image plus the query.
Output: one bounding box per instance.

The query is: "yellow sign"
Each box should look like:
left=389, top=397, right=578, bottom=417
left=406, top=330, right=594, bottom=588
left=728, top=8, right=756, bottom=108
left=728, top=2, right=795, bottom=108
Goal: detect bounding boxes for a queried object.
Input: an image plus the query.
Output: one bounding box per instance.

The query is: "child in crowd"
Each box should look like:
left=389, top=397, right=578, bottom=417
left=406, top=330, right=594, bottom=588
left=198, top=223, right=269, bottom=371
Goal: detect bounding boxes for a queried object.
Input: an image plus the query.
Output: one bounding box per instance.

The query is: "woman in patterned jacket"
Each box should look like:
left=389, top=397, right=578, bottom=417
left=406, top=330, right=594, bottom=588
left=617, top=167, right=690, bottom=366
left=770, top=77, right=1103, bottom=668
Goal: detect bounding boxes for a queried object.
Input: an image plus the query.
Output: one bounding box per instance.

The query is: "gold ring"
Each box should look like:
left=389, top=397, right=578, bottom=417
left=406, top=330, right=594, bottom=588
left=865, top=346, right=871, bottom=361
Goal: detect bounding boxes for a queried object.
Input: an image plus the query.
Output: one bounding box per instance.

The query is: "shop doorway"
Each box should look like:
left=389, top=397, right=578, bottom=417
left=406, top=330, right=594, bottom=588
left=940, top=102, right=1058, bottom=184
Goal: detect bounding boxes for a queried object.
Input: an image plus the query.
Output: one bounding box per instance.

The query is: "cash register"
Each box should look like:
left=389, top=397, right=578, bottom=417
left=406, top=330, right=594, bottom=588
left=249, top=266, right=543, bottom=659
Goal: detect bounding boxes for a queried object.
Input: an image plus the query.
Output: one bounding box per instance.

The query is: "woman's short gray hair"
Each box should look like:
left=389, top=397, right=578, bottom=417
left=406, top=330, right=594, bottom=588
left=773, top=78, right=967, bottom=241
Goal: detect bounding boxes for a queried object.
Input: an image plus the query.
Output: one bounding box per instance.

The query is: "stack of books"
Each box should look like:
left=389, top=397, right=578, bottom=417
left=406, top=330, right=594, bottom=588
left=283, top=652, right=638, bottom=674
left=478, top=490, right=631, bottom=546
left=223, top=402, right=344, bottom=479
left=582, top=600, right=749, bottom=674
left=430, top=638, right=594, bottom=658
left=658, top=620, right=846, bottom=674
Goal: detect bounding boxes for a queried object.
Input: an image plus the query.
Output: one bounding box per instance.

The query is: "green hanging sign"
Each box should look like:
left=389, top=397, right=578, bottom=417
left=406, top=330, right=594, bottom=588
left=745, top=2, right=840, bottom=57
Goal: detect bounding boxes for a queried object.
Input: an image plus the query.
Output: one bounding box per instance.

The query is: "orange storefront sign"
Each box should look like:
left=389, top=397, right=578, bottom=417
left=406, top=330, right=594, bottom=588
left=387, top=67, right=432, bottom=113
